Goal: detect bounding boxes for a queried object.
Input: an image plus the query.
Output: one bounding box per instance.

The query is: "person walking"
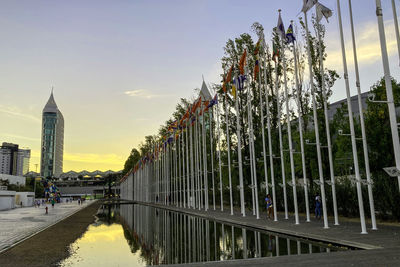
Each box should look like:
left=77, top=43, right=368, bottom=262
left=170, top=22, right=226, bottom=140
left=265, top=194, right=273, bottom=220
left=315, top=193, right=322, bottom=220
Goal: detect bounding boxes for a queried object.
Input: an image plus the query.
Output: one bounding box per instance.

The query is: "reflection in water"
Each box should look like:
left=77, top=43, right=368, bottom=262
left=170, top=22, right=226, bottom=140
left=60, top=204, right=350, bottom=266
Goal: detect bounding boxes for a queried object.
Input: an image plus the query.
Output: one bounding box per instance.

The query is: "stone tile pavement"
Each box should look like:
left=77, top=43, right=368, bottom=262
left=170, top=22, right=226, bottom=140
left=0, top=200, right=96, bottom=253
left=125, top=201, right=400, bottom=266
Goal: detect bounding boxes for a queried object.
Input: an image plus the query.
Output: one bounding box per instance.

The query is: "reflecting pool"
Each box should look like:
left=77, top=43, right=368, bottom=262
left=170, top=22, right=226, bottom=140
left=59, top=204, right=352, bottom=266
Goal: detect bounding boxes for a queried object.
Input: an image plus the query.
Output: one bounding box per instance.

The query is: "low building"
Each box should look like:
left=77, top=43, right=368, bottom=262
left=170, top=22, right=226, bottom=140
left=0, top=173, right=26, bottom=186
left=0, top=190, right=16, bottom=210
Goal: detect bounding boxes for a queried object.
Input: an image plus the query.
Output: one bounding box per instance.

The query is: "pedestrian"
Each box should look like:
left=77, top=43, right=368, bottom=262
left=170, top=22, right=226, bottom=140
left=315, top=193, right=322, bottom=220
left=51, top=198, right=55, bottom=208
left=265, top=194, right=273, bottom=219
left=45, top=206, right=48, bottom=214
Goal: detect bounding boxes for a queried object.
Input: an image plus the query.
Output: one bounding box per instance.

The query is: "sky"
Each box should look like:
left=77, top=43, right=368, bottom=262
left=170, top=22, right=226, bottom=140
left=0, top=0, right=399, bottom=173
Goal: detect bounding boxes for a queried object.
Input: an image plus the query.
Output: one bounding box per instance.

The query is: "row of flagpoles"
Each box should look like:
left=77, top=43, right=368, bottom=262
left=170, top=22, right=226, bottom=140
left=120, top=0, right=400, bottom=234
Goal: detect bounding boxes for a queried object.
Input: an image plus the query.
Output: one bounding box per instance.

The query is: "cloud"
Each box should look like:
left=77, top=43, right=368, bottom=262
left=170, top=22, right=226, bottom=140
left=0, top=104, right=41, bottom=122
left=124, top=89, right=165, bottom=99
left=325, top=18, right=398, bottom=71
left=64, top=152, right=124, bottom=166
left=1, top=133, right=40, bottom=142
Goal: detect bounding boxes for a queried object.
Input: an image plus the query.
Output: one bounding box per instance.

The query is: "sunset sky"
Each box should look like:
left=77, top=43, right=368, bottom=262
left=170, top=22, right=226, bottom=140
left=1, top=0, right=399, bottom=172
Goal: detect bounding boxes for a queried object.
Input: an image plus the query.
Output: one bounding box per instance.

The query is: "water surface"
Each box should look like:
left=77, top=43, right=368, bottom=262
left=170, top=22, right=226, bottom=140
left=59, top=204, right=350, bottom=266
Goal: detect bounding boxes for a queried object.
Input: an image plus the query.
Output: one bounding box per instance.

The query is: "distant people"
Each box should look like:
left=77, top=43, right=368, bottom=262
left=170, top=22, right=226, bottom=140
left=51, top=199, right=55, bottom=208
left=315, top=193, right=322, bottom=220
left=78, top=199, right=81, bottom=205
left=265, top=194, right=273, bottom=220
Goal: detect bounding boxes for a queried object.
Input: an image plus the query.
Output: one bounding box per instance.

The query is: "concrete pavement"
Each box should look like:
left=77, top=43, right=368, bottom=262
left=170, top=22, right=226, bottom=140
left=0, top=200, right=95, bottom=253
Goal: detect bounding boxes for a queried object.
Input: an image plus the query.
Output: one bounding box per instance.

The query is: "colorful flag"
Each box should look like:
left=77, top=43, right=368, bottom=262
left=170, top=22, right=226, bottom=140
left=226, top=65, right=233, bottom=82
left=231, top=83, right=237, bottom=99
left=277, top=12, right=286, bottom=40
left=316, top=2, right=332, bottom=23
left=239, top=50, right=247, bottom=75
left=301, top=0, right=318, bottom=13
left=208, top=94, right=218, bottom=108
left=254, top=39, right=261, bottom=56
left=222, top=82, right=228, bottom=93
left=254, top=58, right=260, bottom=80
left=286, top=24, right=296, bottom=43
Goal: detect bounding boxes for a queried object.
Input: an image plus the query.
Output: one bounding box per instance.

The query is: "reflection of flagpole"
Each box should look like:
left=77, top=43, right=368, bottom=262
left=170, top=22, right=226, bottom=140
left=316, top=17, right=339, bottom=226
left=336, top=0, right=367, bottom=234
left=274, top=58, right=288, bottom=220
left=216, top=98, right=224, bottom=211
left=209, top=108, right=216, bottom=210
left=262, top=57, right=277, bottom=221
left=303, top=10, right=328, bottom=229
left=234, top=76, right=246, bottom=217
left=375, top=0, right=400, bottom=192
left=291, top=20, right=310, bottom=222
left=348, top=0, right=376, bottom=230
left=225, top=93, right=234, bottom=215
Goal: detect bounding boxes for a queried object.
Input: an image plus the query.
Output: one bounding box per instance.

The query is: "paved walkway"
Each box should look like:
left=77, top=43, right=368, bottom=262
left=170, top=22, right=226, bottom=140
left=123, top=201, right=400, bottom=266
left=0, top=200, right=95, bottom=253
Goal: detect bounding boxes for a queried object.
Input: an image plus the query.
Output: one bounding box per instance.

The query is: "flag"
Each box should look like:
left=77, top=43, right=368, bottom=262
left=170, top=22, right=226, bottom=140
left=254, top=58, right=260, bottom=80
left=272, top=42, right=279, bottom=62
left=301, top=0, right=317, bottom=13
left=239, top=50, right=247, bottom=75
left=286, top=24, right=296, bottom=43
left=231, top=83, right=237, bottom=99
left=237, top=75, right=246, bottom=90
left=254, top=39, right=261, bottom=56
left=208, top=94, right=218, bottom=108
left=316, top=2, right=332, bottom=23
left=226, top=65, right=233, bottom=82
left=276, top=12, right=286, bottom=40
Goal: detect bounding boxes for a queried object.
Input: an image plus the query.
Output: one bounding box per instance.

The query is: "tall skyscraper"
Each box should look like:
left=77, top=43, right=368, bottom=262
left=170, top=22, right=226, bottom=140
left=40, top=91, right=64, bottom=178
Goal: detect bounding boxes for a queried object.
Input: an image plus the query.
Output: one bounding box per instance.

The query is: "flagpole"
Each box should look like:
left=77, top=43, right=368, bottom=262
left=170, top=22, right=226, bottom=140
left=248, top=69, right=260, bottom=219
left=190, top=115, right=195, bottom=208
left=185, top=121, right=190, bottom=208
left=280, top=13, right=299, bottom=224
left=303, top=10, right=329, bottom=229
left=375, top=0, right=400, bottom=193
left=291, top=20, right=310, bottom=222
left=181, top=132, right=186, bottom=208
left=337, top=0, right=367, bottom=234
left=178, top=134, right=182, bottom=207
left=247, top=86, right=256, bottom=216
left=225, top=93, right=234, bottom=215
left=274, top=58, right=288, bottom=220
left=235, top=75, right=246, bottom=217
left=262, top=57, right=277, bottom=221
left=216, top=97, right=224, bottom=211
left=391, top=0, right=400, bottom=66
left=195, top=111, right=201, bottom=209
left=348, top=0, right=377, bottom=230
left=174, top=137, right=178, bottom=207
left=209, top=108, right=216, bottom=210
left=202, top=101, right=209, bottom=211
left=257, top=49, right=269, bottom=196
left=198, top=109, right=203, bottom=210
left=316, top=17, right=339, bottom=226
